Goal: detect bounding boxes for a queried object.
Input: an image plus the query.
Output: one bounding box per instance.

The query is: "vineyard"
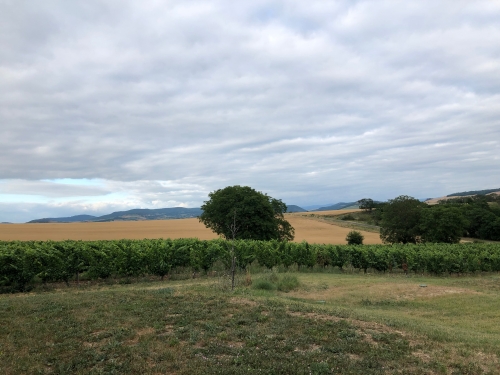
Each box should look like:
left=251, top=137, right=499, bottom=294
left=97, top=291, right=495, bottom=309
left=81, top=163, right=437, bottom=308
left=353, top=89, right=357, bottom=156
left=1, top=239, right=500, bottom=292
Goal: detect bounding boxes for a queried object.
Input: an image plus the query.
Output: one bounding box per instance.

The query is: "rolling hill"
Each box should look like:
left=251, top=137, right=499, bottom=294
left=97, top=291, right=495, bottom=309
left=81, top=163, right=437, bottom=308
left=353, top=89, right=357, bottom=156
left=313, top=202, right=359, bottom=211
left=28, top=208, right=203, bottom=223
left=27, top=205, right=308, bottom=223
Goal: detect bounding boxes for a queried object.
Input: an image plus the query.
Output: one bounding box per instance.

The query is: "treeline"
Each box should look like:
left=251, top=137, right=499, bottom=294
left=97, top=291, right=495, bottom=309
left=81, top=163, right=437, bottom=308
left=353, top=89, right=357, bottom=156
left=357, top=195, right=500, bottom=243
left=1, top=239, right=499, bottom=292
left=437, top=195, right=500, bottom=241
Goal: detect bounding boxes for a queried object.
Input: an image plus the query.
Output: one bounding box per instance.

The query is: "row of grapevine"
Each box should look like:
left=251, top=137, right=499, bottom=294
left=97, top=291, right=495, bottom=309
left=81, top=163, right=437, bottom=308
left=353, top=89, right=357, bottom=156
left=1, top=239, right=499, bottom=291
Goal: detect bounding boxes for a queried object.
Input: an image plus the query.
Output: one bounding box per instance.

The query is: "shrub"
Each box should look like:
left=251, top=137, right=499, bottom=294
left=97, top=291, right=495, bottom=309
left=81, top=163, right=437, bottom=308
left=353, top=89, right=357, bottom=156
left=341, top=214, right=355, bottom=221
left=346, top=231, right=364, bottom=245
left=252, top=278, right=276, bottom=291
left=277, top=275, right=300, bottom=292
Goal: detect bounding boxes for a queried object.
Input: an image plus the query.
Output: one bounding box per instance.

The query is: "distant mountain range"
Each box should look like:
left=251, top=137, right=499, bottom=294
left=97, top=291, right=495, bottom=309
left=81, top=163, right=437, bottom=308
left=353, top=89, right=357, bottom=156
left=28, top=207, right=204, bottom=223
left=286, top=205, right=308, bottom=213
left=312, top=202, right=359, bottom=211
left=24, top=187, right=500, bottom=223
left=26, top=202, right=359, bottom=223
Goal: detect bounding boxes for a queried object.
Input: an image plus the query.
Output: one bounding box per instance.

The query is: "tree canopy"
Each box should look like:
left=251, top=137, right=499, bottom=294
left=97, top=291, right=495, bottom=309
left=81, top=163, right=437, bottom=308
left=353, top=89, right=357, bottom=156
left=379, top=195, right=426, bottom=244
left=346, top=230, right=364, bottom=245
left=199, top=185, right=294, bottom=241
left=357, top=198, right=375, bottom=212
left=420, top=206, right=468, bottom=244
left=379, top=194, right=500, bottom=244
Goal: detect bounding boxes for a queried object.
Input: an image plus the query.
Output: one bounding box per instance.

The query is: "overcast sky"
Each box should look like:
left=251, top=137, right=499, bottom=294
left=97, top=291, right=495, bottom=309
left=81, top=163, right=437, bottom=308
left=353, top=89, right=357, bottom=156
left=1, top=0, right=499, bottom=222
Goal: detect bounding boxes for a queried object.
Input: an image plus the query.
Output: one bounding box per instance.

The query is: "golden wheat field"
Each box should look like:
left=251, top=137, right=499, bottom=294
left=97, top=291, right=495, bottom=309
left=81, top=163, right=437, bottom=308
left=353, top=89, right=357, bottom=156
left=0, top=212, right=382, bottom=244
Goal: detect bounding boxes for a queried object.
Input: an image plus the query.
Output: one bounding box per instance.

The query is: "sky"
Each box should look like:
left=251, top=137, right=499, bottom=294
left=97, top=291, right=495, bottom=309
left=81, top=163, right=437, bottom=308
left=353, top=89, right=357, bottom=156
left=1, top=0, right=499, bottom=222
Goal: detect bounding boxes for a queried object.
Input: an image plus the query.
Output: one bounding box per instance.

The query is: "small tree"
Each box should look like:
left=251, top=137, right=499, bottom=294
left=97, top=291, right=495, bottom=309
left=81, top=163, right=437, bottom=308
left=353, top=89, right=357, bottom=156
left=346, top=231, right=364, bottom=245
left=357, top=198, right=375, bottom=212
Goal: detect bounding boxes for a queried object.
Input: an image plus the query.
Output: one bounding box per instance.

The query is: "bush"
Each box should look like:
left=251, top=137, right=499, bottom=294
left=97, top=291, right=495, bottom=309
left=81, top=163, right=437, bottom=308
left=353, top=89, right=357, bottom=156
left=277, top=275, right=300, bottom=292
left=346, top=231, right=364, bottom=245
left=252, top=278, right=276, bottom=291
left=252, top=273, right=300, bottom=292
left=341, top=214, right=356, bottom=221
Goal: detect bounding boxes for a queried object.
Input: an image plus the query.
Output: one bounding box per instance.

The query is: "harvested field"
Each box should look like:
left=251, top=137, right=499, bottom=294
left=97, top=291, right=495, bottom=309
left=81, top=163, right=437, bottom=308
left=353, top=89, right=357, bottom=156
left=0, top=214, right=381, bottom=244
left=0, top=219, right=219, bottom=242
left=285, top=214, right=382, bottom=244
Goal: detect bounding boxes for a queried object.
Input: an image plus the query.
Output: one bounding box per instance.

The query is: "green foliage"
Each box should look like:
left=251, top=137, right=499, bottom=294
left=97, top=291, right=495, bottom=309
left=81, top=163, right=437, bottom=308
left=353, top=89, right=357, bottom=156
left=340, top=214, right=355, bottom=221
left=1, top=239, right=500, bottom=292
left=380, top=195, right=426, bottom=244
left=357, top=198, right=375, bottom=212
left=277, top=274, right=300, bottom=292
left=3, top=286, right=454, bottom=374
left=252, top=278, right=276, bottom=291
left=254, top=239, right=278, bottom=269
left=462, top=206, right=497, bottom=239
left=481, top=218, right=500, bottom=241
left=437, top=196, right=500, bottom=241
left=420, top=206, right=468, bottom=243
left=199, top=185, right=294, bottom=241
left=346, top=231, right=364, bottom=245
left=146, top=239, right=172, bottom=279
left=290, top=241, right=316, bottom=269
left=252, top=273, right=300, bottom=292
left=327, top=245, right=350, bottom=270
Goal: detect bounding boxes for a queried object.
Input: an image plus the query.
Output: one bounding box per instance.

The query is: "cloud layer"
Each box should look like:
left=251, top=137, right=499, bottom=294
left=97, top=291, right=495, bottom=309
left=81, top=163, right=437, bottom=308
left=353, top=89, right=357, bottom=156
left=1, top=0, right=499, bottom=222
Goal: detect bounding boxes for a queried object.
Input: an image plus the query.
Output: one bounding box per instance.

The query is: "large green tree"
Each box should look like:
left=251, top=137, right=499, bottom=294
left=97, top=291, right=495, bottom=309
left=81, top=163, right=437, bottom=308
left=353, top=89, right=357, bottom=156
left=379, top=195, right=426, bottom=244
left=420, top=206, right=468, bottom=243
left=199, top=186, right=294, bottom=241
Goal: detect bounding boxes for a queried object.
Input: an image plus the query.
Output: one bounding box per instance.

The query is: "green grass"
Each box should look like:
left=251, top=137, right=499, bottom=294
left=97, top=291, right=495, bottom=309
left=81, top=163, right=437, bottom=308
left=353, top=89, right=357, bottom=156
left=252, top=273, right=300, bottom=292
left=0, top=273, right=499, bottom=374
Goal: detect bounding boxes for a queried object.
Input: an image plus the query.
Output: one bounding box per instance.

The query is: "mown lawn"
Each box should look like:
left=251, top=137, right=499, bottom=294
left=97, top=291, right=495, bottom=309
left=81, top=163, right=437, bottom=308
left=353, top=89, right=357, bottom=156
left=0, top=273, right=498, bottom=374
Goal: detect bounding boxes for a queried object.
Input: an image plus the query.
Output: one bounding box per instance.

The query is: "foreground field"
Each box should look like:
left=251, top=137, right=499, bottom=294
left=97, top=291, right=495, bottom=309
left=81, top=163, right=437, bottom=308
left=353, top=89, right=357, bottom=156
left=1, top=272, right=498, bottom=374
left=0, top=214, right=382, bottom=244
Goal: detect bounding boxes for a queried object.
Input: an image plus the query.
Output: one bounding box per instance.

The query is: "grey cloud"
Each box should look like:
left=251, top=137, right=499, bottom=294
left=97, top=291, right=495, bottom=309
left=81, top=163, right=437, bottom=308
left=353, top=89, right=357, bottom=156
left=0, top=180, right=111, bottom=198
left=0, top=0, right=499, bottom=218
